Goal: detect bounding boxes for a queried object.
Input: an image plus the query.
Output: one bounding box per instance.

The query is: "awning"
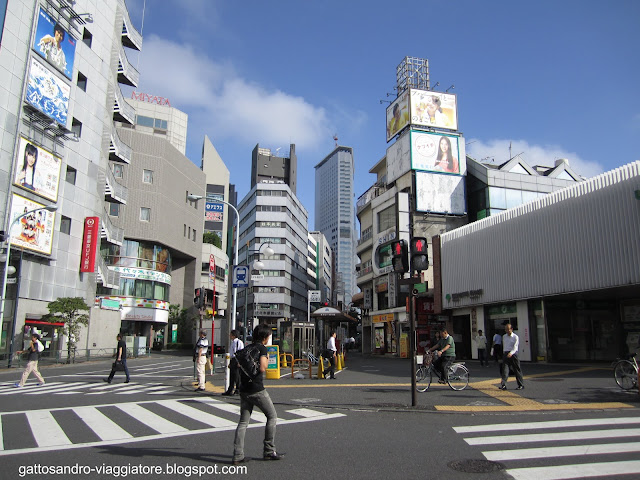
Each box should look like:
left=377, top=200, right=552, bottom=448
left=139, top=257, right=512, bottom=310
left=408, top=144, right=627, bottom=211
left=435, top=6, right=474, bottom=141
left=310, top=307, right=358, bottom=323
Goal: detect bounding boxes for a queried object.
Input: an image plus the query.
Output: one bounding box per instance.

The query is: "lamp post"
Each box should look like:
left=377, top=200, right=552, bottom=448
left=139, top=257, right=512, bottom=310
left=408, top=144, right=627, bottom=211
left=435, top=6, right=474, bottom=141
left=242, top=242, right=274, bottom=342
left=3, top=204, right=58, bottom=367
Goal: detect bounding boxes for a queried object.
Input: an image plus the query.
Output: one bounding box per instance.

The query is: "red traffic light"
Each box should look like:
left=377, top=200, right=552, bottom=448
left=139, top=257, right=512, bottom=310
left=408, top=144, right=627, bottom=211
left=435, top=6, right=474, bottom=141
left=411, top=237, right=428, bottom=254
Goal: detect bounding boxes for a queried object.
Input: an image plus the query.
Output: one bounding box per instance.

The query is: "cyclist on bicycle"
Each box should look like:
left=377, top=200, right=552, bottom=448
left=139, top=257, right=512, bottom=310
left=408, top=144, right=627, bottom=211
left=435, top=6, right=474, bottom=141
left=428, top=328, right=456, bottom=384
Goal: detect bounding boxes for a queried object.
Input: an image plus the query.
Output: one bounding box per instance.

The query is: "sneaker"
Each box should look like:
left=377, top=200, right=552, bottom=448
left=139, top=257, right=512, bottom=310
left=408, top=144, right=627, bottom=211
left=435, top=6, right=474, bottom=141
left=263, top=453, right=285, bottom=461
left=13, top=383, right=22, bottom=388
left=37, top=382, right=45, bottom=386
left=124, top=380, right=130, bottom=383
left=516, top=385, right=525, bottom=390
left=195, top=387, right=205, bottom=392
left=221, top=391, right=232, bottom=396
left=103, top=378, right=111, bottom=384
left=499, top=384, right=507, bottom=390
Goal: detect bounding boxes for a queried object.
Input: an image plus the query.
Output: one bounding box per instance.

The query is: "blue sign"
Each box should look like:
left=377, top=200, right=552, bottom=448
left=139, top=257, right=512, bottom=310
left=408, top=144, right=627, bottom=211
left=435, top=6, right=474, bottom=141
left=206, top=202, right=224, bottom=212
left=232, top=265, right=249, bottom=288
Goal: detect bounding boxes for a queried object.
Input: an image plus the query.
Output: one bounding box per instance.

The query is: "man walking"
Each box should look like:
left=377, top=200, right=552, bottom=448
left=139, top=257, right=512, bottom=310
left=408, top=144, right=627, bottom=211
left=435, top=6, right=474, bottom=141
left=14, top=333, right=45, bottom=387
left=104, top=333, right=130, bottom=384
left=476, top=329, right=488, bottom=367
left=499, top=323, right=524, bottom=390
left=194, top=330, right=209, bottom=392
left=324, top=331, right=337, bottom=379
left=232, top=324, right=284, bottom=465
left=223, top=329, right=244, bottom=396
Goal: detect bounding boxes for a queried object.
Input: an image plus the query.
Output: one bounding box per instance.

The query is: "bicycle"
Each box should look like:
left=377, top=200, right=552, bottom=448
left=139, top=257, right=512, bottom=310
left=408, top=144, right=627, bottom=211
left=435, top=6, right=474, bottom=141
left=415, top=351, right=469, bottom=392
left=302, top=350, right=319, bottom=366
left=612, top=353, right=638, bottom=390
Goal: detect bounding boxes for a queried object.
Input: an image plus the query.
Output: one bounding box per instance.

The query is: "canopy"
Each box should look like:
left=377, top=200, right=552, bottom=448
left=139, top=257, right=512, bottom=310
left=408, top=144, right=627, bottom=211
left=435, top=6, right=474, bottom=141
left=310, top=307, right=358, bottom=323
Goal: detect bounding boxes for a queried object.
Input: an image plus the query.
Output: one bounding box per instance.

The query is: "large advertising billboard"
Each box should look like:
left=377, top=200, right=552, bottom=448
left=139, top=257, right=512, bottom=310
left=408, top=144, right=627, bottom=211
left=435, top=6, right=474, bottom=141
left=8, top=193, right=56, bottom=255
left=411, top=130, right=466, bottom=175
left=14, top=137, right=61, bottom=202
left=33, top=7, right=76, bottom=79
left=26, top=57, right=70, bottom=126
left=386, top=130, right=411, bottom=184
left=205, top=202, right=224, bottom=222
left=415, top=171, right=466, bottom=215
left=385, top=89, right=410, bottom=142
left=410, top=89, right=458, bottom=131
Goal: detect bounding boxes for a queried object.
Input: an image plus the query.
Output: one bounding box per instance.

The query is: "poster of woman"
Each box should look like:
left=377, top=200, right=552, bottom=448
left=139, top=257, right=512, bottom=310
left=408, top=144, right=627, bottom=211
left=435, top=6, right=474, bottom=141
left=33, top=7, right=76, bottom=79
left=14, top=137, right=61, bottom=202
left=411, top=131, right=460, bottom=174
left=8, top=194, right=56, bottom=255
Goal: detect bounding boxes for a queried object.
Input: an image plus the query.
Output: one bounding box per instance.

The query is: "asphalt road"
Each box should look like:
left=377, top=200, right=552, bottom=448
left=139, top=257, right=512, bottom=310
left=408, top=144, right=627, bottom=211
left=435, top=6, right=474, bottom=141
left=1, top=352, right=639, bottom=480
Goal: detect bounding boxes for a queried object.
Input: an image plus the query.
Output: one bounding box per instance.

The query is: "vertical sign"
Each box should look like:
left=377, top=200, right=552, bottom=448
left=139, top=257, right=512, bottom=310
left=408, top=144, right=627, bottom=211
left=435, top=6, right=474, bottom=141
left=80, top=217, right=99, bottom=272
left=209, top=254, right=215, bottom=281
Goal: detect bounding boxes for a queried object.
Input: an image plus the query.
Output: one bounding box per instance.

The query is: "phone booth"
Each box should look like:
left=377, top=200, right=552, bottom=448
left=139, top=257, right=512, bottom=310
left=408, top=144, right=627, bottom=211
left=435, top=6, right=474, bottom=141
left=278, top=320, right=316, bottom=359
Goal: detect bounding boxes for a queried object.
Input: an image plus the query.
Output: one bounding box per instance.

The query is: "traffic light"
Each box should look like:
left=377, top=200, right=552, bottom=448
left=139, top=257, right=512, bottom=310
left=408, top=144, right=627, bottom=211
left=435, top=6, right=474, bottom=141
left=410, top=237, right=429, bottom=272
left=391, top=239, right=409, bottom=273
left=194, top=288, right=202, bottom=307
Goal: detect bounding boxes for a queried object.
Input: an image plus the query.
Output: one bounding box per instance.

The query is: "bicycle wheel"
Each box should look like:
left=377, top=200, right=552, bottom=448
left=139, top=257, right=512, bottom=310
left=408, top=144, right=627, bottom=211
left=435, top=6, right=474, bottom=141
left=447, top=364, right=469, bottom=391
left=614, top=360, right=637, bottom=390
left=416, top=366, right=432, bottom=392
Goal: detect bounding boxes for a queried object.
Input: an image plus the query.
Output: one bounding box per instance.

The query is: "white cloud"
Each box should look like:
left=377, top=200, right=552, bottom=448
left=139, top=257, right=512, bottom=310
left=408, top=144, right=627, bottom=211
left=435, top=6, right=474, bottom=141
left=466, top=138, right=605, bottom=178
left=133, top=35, right=332, bottom=150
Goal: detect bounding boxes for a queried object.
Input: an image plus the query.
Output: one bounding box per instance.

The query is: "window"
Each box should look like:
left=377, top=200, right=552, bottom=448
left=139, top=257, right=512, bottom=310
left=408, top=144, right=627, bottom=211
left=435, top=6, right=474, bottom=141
left=192, top=229, right=196, bottom=241
left=65, top=166, right=76, bottom=185
left=76, top=72, right=87, bottom=91
left=82, top=28, right=92, bottom=47
left=142, top=169, right=153, bottom=184
left=377, top=205, right=396, bottom=232
left=109, top=202, right=120, bottom=217
left=154, top=118, right=167, bottom=129
left=136, top=115, right=154, bottom=128
left=113, top=163, right=124, bottom=178
left=60, top=215, right=71, bottom=234
left=71, top=118, right=82, bottom=138
left=140, top=207, right=150, bottom=222
left=184, top=224, right=187, bottom=236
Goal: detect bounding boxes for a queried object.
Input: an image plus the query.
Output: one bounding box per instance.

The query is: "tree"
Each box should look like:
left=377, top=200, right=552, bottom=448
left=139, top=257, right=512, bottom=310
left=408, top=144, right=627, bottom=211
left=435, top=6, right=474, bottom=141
left=203, top=231, right=222, bottom=248
left=43, top=297, right=90, bottom=363
left=169, top=303, right=197, bottom=344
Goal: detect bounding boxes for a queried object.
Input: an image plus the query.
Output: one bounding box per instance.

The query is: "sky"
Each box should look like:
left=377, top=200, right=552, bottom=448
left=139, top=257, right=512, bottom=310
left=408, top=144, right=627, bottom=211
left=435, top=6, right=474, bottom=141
left=122, top=0, right=640, bottom=229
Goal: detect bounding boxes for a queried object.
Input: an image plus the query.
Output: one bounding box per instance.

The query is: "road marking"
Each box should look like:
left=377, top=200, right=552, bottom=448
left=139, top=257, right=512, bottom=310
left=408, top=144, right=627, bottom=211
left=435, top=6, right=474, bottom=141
left=115, top=404, right=189, bottom=434
left=155, top=400, right=236, bottom=428
left=465, top=427, right=640, bottom=445
left=286, top=408, right=327, bottom=418
left=27, top=410, right=72, bottom=447
left=507, top=461, right=640, bottom=480
left=73, top=406, right=133, bottom=441
left=483, top=441, right=640, bottom=461
left=454, top=417, right=640, bottom=433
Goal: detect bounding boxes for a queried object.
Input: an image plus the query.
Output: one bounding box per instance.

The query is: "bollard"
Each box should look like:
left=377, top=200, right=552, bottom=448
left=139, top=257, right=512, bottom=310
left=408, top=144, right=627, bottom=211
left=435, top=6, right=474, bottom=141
left=317, top=355, right=325, bottom=379
left=281, top=354, right=288, bottom=368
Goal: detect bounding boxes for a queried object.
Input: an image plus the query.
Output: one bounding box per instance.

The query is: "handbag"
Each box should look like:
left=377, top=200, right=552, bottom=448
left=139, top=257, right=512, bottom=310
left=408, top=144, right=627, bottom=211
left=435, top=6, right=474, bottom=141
left=112, top=360, right=125, bottom=372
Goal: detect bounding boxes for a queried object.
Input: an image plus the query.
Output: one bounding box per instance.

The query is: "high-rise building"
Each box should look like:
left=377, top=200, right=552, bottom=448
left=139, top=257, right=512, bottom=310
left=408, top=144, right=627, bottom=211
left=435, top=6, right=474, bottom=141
left=251, top=143, right=297, bottom=195
left=309, top=231, right=332, bottom=304
left=314, top=146, right=357, bottom=309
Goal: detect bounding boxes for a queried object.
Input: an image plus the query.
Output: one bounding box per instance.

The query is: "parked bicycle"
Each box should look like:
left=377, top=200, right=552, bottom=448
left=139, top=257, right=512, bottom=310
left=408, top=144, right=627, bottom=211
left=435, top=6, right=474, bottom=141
left=302, top=350, right=319, bottom=366
left=613, top=352, right=638, bottom=390
left=415, top=351, right=469, bottom=392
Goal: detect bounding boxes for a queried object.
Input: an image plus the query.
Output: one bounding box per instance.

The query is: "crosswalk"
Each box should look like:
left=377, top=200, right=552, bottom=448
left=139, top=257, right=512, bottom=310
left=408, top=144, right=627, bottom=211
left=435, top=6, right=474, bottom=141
left=0, top=381, right=178, bottom=396
left=0, top=397, right=344, bottom=456
left=454, top=416, right=640, bottom=479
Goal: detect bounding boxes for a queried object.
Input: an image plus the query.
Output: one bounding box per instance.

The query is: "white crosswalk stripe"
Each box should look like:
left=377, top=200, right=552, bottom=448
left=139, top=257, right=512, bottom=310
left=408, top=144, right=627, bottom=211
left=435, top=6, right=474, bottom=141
left=0, top=398, right=345, bottom=456
left=454, top=416, right=640, bottom=480
left=0, top=382, right=178, bottom=396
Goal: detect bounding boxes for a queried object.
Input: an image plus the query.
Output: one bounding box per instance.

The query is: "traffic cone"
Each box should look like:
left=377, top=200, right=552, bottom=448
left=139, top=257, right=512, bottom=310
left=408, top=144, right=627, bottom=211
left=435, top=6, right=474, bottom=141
left=317, top=356, right=325, bottom=379
left=281, top=354, right=288, bottom=368
left=336, top=353, right=342, bottom=371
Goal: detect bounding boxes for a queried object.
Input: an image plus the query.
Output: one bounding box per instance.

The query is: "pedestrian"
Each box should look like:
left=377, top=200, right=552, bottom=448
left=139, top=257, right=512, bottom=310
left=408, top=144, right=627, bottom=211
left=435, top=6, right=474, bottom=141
left=428, top=328, right=456, bottom=383
left=491, top=330, right=503, bottom=365
left=232, top=324, right=284, bottom=465
left=14, top=333, right=46, bottom=387
left=324, top=331, right=337, bottom=379
left=499, top=323, right=524, bottom=390
left=476, top=329, right=488, bottom=367
left=194, top=329, right=209, bottom=392
left=223, top=329, right=244, bottom=396
left=104, top=333, right=130, bottom=384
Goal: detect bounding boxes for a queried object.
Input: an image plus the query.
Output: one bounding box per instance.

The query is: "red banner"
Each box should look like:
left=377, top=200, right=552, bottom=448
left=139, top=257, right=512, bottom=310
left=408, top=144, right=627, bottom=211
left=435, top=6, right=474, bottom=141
left=80, top=217, right=100, bottom=272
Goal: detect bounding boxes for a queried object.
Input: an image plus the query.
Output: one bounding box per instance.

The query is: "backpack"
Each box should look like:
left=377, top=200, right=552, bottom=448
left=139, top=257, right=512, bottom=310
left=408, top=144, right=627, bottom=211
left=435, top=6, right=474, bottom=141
left=235, top=344, right=261, bottom=382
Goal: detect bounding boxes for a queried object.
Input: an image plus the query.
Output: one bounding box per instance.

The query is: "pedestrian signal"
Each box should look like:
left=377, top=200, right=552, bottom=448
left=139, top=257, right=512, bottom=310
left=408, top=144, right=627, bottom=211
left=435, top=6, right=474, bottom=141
left=410, top=237, right=429, bottom=272
left=391, top=240, right=409, bottom=273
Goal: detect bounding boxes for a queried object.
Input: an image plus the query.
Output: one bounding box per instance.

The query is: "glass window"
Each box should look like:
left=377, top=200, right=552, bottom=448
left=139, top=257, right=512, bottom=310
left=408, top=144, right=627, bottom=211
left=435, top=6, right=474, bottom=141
left=142, top=169, right=153, bottom=184
left=109, top=202, right=120, bottom=217
left=113, top=163, right=124, bottom=178
left=505, top=189, right=523, bottom=209
left=66, top=166, right=76, bottom=185
left=82, top=28, right=92, bottom=47
left=77, top=72, right=87, bottom=91
left=60, top=215, right=71, bottom=234
left=488, top=187, right=507, bottom=209
left=136, top=115, right=154, bottom=128
left=140, top=207, right=150, bottom=221
left=522, top=190, right=539, bottom=204
left=377, top=205, right=396, bottom=232
left=71, top=118, right=82, bottom=138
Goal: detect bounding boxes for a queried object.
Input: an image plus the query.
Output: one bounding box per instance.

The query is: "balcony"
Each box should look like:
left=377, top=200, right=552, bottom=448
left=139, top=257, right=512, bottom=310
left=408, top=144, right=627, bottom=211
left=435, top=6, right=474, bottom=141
left=94, top=254, right=120, bottom=289
left=117, top=46, right=139, bottom=87
left=110, top=124, right=132, bottom=164
left=357, top=184, right=387, bottom=214
left=100, top=166, right=128, bottom=204
left=113, top=84, right=135, bottom=125
left=100, top=208, right=124, bottom=246
left=119, top=0, right=142, bottom=51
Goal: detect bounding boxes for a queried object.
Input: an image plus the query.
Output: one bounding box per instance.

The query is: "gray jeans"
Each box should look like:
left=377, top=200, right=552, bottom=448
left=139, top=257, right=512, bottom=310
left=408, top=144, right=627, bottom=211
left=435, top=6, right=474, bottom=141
left=233, top=389, right=277, bottom=461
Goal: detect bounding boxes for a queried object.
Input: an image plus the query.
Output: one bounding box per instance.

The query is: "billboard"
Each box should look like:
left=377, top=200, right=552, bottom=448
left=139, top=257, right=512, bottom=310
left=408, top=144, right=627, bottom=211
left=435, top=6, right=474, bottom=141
left=415, top=171, right=466, bottom=215
left=385, top=89, right=410, bottom=142
left=205, top=202, right=224, bottom=222
left=8, top=193, right=56, bottom=255
left=26, top=57, right=70, bottom=126
left=33, top=7, right=76, bottom=79
left=14, top=137, right=61, bottom=202
left=386, top=130, right=411, bottom=184
left=410, top=89, right=458, bottom=131
left=411, top=130, right=466, bottom=175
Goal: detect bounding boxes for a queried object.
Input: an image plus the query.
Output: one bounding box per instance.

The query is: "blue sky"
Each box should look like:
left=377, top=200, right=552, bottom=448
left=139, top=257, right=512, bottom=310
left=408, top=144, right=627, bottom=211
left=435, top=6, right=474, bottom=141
left=123, top=0, right=640, bottom=229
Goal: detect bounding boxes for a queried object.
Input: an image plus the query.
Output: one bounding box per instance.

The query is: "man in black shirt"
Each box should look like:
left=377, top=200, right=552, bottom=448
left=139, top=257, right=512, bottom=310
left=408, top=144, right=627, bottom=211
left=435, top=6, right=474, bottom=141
left=14, top=333, right=45, bottom=387
left=104, top=334, right=130, bottom=383
left=232, top=324, right=283, bottom=465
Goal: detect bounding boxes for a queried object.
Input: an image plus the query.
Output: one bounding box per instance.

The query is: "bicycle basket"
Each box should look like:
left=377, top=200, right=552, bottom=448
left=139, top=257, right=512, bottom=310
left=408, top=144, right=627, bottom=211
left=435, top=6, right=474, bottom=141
left=423, top=352, right=435, bottom=367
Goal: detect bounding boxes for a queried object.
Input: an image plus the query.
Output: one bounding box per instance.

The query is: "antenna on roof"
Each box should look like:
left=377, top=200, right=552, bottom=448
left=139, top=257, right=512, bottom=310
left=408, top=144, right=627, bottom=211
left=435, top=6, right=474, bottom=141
left=333, top=134, right=338, bottom=147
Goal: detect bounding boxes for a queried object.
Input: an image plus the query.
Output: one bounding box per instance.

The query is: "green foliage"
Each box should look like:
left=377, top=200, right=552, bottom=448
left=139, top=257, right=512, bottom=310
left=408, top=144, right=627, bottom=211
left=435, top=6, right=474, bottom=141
left=43, top=297, right=90, bottom=363
left=203, top=231, right=222, bottom=248
left=168, top=304, right=198, bottom=344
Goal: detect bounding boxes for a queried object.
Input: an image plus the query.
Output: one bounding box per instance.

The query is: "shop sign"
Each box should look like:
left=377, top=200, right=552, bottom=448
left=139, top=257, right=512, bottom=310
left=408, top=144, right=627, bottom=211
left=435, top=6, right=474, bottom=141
left=100, top=298, right=121, bottom=311
left=372, top=313, right=394, bottom=323
left=80, top=217, right=100, bottom=273
left=363, top=288, right=372, bottom=309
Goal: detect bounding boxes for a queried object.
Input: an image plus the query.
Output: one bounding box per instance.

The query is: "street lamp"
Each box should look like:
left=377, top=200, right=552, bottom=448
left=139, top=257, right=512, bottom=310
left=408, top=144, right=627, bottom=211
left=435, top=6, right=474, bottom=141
left=3, top=204, right=58, bottom=367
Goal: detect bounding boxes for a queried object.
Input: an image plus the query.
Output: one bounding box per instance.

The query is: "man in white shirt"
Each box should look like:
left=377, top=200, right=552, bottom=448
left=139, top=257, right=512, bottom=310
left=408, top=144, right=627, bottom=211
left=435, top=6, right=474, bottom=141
left=499, top=324, right=524, bottom=390
left=475, top=330, right=488, bottom=367
left=324, top=332, right=337, bottom=379
left=224, top=329, right=244, bottom=396
left=195, top=330, right=209, bottom=392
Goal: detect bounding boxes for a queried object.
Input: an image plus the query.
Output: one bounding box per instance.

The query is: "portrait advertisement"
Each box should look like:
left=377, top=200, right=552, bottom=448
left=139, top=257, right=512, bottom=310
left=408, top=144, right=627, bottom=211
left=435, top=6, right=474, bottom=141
left=8, top=193, right=56, bottom=255
left=14, top=137, right=61, bottom=202
left=386, top=89, right=410, bottom=142
left=33, top=7, right=76, bottom=79
left=415, top=171, right=466, bottom=215
left=410, top=130, right=463, bottom=175
left=26, top=57, right=70, bottom=126
left=410, top=89, right=458, bottom=131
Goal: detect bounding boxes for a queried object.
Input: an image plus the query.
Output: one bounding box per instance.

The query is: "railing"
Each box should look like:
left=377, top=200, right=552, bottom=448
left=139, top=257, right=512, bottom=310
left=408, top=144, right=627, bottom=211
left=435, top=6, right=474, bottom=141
left=110, top=124, right=132, bottom=164
left=113, top=84, right=135, bottom=125
left=357, top=184, right=387, bottom=213
left=119, top=0, right=143, bottom=51
left=100, top=207, right=125, bottom=245
left=118, top=45, right=140, bottom=87
left=1, top=347, right=151, bottom=367
left=101, top=165, right=128, bottom=204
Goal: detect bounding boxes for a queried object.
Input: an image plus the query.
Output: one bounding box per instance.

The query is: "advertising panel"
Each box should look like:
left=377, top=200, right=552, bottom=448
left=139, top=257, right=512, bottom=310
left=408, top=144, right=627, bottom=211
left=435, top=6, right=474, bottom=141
left=14, top=137, right=61, bottom=202
left=26, top=58, right=70, bottom=126
left=410, top=89, right=458, bottom=131
left=33, top=7, right=76, bottom=79
left=411, top=130, right=466, bottom=175
left=80, top=217, right=99, bottom=273
left=386, top=89, right=410, bottom=142
left=205, top=202, right=223, bottom=222
left=386, top=130, right=411, bottom=184
left=415, top=171, right=466, bottom=215
left=8, top=193, right=56, bottom=255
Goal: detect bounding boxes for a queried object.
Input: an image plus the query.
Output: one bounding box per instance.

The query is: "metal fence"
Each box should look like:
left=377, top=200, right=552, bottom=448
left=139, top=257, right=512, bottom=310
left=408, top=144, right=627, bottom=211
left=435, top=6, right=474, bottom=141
left=1, top=347, right=151, bottom=368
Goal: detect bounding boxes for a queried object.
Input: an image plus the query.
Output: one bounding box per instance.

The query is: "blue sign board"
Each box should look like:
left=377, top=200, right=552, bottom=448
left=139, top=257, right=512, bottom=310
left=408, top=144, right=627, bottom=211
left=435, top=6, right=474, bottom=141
left=206, top=202, right=224, bottom=212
